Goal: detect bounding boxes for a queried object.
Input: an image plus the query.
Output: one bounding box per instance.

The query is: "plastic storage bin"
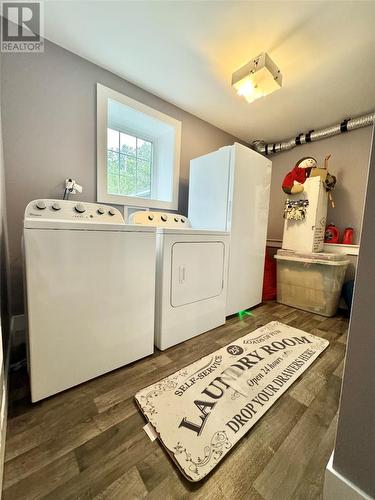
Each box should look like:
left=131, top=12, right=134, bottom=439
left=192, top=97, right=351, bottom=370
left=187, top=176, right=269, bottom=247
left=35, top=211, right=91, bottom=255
left=275, top=249, right=350, bottom=317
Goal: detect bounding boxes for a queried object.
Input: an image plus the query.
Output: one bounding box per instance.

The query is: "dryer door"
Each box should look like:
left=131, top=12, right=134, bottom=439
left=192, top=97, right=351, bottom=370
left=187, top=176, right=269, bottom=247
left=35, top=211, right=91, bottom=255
left=171, top=241, right=225, bottom=307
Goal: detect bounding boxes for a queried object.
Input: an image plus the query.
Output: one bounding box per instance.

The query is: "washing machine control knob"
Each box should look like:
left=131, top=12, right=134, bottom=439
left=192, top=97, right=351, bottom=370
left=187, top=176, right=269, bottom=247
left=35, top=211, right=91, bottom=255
left=36, top=200, right=46, bottom=210
left=52, top=202, right=61, bottom=211
left=148, top=214, right=154, bottom=221
left=108, top=208, right=116, bottom=216
left=75, top=203, right=86, bottom=213
left=97, top=207, right=105, bottom=215
left=161, top=215, right=168, bottom=222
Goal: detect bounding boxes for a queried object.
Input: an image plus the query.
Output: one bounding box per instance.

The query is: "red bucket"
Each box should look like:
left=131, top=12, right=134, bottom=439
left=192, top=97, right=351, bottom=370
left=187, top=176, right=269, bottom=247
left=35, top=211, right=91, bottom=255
left=262, top=251, right=277, bottom=301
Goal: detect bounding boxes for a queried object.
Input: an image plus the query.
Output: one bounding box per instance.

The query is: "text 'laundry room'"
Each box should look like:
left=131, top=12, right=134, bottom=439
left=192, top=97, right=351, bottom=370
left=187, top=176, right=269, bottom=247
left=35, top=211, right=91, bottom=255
left=0, top=2, right=374, bottom=499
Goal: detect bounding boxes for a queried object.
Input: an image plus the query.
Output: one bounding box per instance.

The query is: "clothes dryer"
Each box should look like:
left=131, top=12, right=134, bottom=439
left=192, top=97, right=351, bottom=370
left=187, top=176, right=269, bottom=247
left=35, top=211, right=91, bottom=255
left=129, top=211, right=230, bottom=350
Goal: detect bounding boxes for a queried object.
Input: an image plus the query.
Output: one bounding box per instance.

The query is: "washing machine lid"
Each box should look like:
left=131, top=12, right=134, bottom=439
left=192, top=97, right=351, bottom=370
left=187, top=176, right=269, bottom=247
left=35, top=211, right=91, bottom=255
left=130, top=211, right=229, bottom=236
left=156, top=227, right=229, bottom=236
left=24, top=219, right=156, bottom=231
left=23, top=199, right=155, bottom=232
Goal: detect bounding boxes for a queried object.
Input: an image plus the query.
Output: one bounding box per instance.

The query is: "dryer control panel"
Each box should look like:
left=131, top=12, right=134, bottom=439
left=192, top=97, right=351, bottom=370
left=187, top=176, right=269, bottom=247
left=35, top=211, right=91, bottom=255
left=25, top=199, right=124, bottom=224
left=129, top=211, right=191, bottom=228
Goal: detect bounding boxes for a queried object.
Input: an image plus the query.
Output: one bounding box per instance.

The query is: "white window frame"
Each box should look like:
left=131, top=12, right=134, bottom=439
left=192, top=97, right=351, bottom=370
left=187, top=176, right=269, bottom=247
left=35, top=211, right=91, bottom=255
left=97, top=83, right=181, bottom=210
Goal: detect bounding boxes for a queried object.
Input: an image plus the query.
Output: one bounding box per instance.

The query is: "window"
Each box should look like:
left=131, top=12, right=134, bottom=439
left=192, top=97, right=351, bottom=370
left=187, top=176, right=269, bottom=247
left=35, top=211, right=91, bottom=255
left=97, top=84, right=181, bottom=210
left=107, top=129, right=153, bottom=198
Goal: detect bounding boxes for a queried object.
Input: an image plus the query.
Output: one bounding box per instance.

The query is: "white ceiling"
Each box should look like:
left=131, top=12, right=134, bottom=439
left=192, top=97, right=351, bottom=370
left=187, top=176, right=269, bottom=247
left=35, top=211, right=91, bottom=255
left=44, top=1, right=375, bottom=143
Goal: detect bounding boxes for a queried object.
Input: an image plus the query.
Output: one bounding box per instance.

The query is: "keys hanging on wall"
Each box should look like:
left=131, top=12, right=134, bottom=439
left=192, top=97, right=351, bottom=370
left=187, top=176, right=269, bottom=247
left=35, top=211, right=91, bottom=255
left=283, top=199, right=309, bottom=221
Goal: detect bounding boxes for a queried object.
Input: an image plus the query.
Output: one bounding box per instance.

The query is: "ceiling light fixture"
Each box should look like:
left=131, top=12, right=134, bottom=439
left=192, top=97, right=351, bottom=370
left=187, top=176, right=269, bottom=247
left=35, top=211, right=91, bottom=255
left=232, top=52, right=282, bottom=104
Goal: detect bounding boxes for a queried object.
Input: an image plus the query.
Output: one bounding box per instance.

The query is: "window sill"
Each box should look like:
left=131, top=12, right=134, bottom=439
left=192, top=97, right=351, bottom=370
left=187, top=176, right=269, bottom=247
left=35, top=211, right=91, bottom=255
left=97, top=190, right=178, bottom=211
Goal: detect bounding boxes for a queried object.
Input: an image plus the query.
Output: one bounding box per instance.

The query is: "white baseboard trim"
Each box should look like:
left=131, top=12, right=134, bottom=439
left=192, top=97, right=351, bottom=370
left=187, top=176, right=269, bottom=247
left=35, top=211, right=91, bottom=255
left=10, top=314, right=25, bottom=334
left=1, top=314, right=28, bottom=491
left=266, top=238, right=283, bottom=249
left=324, top=453, right=373, bottom=500
left=0, top=325, right=12, bottom=495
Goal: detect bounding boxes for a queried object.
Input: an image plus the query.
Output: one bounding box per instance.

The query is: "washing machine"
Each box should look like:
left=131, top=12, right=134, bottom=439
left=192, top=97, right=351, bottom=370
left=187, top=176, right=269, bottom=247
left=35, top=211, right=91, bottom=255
left=129, top=211, right=230, bottom=350
left=23, top=199, right=156, bottom=402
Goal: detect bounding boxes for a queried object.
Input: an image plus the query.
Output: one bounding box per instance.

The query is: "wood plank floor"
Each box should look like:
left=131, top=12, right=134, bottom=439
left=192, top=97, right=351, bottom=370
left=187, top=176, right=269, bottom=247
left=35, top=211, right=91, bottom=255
left=3, top=302, right=348, bottom=500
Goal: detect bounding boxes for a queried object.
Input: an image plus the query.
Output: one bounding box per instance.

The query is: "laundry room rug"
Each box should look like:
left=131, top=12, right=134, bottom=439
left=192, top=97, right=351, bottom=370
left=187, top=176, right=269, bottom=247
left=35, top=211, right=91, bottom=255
left=135, top=321, right=329, bottom=482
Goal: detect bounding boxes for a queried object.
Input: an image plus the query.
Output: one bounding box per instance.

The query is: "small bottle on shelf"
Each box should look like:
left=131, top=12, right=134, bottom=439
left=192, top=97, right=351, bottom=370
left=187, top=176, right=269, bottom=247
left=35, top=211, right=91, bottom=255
left=324, top=223, right=340, bottom=244
left=342, top=227, right=354, bottom=245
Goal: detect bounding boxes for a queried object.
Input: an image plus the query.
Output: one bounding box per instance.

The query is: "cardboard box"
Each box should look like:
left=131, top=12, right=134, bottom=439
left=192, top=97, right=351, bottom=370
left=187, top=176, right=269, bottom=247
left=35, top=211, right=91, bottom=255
left=282, top=176, right=328, bottom=253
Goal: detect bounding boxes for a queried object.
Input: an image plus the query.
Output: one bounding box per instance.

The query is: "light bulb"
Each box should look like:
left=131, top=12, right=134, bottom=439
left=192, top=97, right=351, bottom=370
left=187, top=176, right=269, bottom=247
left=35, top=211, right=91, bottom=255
left=236, top=79, right=255, bottom=98
left=235, top=78, right=265, bottom=103
left=244, top=86, right=265, bottom=103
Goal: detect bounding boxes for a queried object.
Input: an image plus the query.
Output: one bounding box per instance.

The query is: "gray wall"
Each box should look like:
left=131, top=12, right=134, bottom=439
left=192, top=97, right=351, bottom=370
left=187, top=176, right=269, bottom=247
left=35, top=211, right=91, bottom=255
left=1, top=39, right=239, bottom=315
left=267, top=127, right=373, bottom=244
left=332, top=127, right=375, bottom=497
left=0, top=51, right=11, bottom=492
left=0, top=52, right=9, bottom=346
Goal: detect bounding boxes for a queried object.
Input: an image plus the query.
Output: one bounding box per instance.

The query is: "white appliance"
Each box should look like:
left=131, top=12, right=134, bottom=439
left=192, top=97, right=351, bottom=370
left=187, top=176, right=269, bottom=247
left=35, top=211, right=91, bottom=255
left=129, top=211, right=230, bottom=351
left=23, top=199, right=156, bottom=402
left=188, top=142, right=272, bottom=316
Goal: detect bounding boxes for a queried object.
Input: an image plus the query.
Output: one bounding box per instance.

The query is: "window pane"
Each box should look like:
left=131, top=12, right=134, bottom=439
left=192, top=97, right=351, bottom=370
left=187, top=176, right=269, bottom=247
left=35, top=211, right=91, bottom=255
left=108, top=173, right=119, bottom=194
left=120, top=132, right=136, bottom=156
left=119, top=175, right=136, bottom=196
left=137, top=139, right=152, bottom=161
left=107, top=128, right=119, bottom=151
left=107, top=151, right=119, bottom=174
left=136, top=159, right=152, bottom=198
left=107, top=129, right=152, bottom=199
left=119, top=154, right=136, bottom=176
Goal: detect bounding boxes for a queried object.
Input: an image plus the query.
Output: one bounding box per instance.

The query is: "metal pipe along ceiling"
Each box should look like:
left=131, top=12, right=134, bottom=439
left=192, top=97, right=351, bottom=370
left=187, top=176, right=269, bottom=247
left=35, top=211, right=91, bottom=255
left=251, top=111, right=375, bottom=156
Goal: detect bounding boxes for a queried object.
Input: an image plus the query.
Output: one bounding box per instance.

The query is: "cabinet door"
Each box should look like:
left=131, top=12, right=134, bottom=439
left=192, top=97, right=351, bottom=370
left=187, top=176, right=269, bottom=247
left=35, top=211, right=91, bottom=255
left=188, top=147, right=231, bottom=231
left=171, top=242, right=224, bottom=307
left=226, top=143, right=272, bottom=315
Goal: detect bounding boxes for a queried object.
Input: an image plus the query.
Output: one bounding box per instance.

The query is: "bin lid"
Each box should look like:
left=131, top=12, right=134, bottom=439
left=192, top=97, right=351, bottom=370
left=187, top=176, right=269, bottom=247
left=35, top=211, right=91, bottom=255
left=275, top=249, right=350, bottom=266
